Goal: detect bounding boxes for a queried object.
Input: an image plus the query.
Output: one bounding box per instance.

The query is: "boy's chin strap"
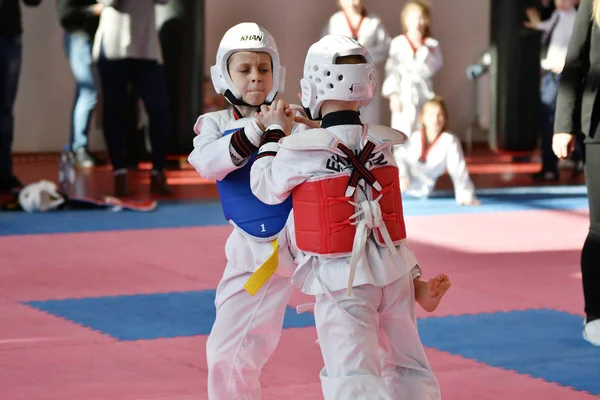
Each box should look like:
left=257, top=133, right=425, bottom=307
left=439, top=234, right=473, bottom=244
left=224, top=89, right=276, bottom=108
left=231, top=104, right=261, bottom=121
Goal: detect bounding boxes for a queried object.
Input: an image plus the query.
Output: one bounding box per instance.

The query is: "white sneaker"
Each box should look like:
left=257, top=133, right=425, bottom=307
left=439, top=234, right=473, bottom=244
left=583, top=319, right=600, bottom=346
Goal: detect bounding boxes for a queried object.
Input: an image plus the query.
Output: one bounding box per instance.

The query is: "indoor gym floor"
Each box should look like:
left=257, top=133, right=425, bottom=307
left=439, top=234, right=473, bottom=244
left=0, top=150, right=598, bottom=400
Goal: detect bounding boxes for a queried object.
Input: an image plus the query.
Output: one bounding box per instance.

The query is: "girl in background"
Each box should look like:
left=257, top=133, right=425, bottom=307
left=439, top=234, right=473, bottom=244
left=322, top=0, right=391, bottom=124
left=382, top=0, right=443, bottom=135
left=395, top=97, right=479, bottom=206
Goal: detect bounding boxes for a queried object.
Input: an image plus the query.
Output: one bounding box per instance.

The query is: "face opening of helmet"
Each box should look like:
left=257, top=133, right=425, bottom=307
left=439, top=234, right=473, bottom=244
left=335, top=54, right=368, bottom=65
left=226, top=51, right=274, bottom=107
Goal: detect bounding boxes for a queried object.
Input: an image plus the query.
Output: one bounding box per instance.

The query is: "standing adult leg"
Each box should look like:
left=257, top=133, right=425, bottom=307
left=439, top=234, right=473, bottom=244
left=132, top=59, right=172, bottom=194
left=0, top=36, right=22, bottom=192
left=582, top=142, right=600, bottom=345
left=64, top=32, right=98, bottom=167
left=97, top=55, right=130, bottom=195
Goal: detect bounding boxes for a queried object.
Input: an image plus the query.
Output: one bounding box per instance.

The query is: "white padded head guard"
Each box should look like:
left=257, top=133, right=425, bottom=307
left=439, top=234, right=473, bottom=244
left=210, top=23, right=285, bottom=106
left=300, top=34, right=376, bottom=119
left=18, top=180, right=65, bottom=213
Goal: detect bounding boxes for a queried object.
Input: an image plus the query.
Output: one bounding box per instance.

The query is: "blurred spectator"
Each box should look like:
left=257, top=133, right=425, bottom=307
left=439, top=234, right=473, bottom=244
left=93, top=0, right=172, bottom=196
left=524, top=0, right=578, bottom=181
left=0, top=0, right=42, bottom=193
left=57, top=0, right=102, bottom=168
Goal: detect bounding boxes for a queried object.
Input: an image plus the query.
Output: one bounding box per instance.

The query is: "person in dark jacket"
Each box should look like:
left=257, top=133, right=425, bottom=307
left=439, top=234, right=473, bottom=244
left=554, top=0, right=600, bottom=346
left=57, top=0, right=102, bottom=167
left=0, top=0, right=42, bottom=193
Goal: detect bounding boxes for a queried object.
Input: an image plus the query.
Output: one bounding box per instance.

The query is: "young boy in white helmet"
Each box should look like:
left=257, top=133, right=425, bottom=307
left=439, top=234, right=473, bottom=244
left=187, top=23, right=307, bottom=400
left=250, top=35, right=444, bottom=399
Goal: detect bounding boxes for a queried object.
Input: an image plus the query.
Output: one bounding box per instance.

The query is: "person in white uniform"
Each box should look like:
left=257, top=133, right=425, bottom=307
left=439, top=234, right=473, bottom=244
left=382, top=0, right=443, bottom=135
left=250, top=35, right=444, bottom=400
left=395, top=96, right=480, bottom=205
left=322, top=0, right=391, bottom=125
left=187, top=23, right=307, bottom=400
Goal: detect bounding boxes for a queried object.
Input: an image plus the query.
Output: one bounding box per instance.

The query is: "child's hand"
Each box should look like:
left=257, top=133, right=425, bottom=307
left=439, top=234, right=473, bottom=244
left=288, top=100, right=320, bottom=129
left=284, top=104, right=294, bottom=117
left=255, top=100, right=294, bottom=135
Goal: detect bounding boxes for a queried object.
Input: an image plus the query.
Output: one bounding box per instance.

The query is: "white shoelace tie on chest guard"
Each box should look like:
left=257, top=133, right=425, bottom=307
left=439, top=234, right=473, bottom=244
left=346, top=193, right=398, bottom=296
left=335, top=141, right=398, bottom=296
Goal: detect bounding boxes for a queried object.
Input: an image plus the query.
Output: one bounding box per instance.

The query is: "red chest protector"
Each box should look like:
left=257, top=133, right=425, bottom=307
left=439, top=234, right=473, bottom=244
left=282, top=124, right=409, bottom=258
left=293, top=165, right=406, bottom=256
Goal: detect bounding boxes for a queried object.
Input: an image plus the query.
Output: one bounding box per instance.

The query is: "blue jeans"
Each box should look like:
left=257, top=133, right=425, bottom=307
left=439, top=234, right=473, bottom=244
left=0, top=36, right=21, bottom=179
left=97, top=57, right=170, bottom=171
left=64, top=32, right=98, bottom=151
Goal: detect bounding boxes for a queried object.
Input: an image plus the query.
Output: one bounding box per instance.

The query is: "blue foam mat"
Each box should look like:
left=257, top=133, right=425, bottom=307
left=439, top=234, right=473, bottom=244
left=24, top=292, right=600, bottom=395
left=418, top=309, right=600, bottom=395
left=0, top=185, right=589, bottom=236
left=24, top=290, right=315, bottom=341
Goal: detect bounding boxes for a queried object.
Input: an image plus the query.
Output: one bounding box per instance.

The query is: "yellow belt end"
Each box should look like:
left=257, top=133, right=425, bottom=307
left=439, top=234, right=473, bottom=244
left=244, top=240, right=280, bottom=296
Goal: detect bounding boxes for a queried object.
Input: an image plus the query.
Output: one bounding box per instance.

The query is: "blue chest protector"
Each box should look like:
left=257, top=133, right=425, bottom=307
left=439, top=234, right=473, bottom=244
left=216, top=128, right=292, bottom=240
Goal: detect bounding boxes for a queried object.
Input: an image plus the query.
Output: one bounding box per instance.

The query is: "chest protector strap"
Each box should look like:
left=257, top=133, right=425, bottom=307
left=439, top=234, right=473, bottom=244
left=336, top=140, right=381, bottom=196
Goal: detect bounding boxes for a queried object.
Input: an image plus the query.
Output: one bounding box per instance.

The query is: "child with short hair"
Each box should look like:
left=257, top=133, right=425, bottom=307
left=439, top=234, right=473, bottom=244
left=187, top=22, right=306, bottom=400
left=250, top=34, right=445, bottom=400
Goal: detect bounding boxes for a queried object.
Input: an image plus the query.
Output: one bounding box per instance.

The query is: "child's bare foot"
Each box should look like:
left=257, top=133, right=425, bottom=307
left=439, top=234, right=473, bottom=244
left=415, top=274, right=451, bottom=312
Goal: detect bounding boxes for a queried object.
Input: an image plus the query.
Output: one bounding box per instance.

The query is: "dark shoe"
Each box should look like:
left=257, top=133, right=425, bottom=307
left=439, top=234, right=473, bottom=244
left=0, top=175, right=23, bottom=193
left=74, top=147, right=95, bottom=168
left=114, top=173, right=129, bottom=197
left=532, top=170, right=559, bottom=182
left=150, top=170, right=173, bottom=195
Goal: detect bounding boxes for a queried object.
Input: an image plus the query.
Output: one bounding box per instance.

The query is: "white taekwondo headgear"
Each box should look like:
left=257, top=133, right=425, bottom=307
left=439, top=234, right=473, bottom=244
left=210, top=22, right=285, bottom=107
left=300, top=34, right=376, bottom=120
